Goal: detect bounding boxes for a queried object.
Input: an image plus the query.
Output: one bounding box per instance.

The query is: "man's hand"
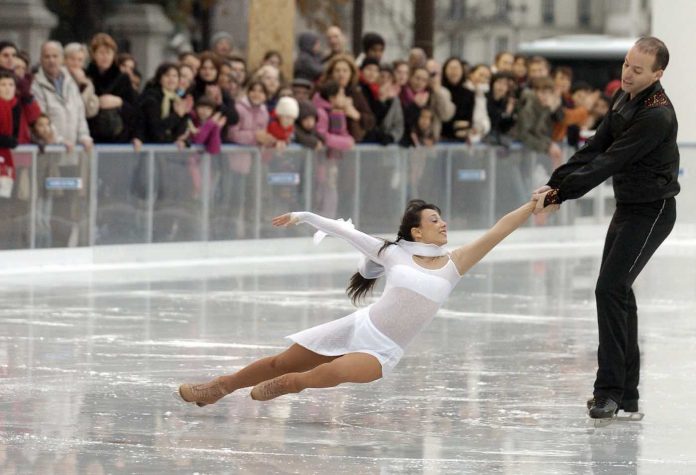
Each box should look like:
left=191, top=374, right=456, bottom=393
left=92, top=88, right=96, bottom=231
left=80, top=137, right=93, bottom=153
left=272, top=213, right=299, bottom=227
left=533, top=189, right=561, bottom=215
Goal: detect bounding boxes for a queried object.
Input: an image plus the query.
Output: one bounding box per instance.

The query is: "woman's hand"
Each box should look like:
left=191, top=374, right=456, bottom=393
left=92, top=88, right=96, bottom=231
left=533, top=190, right=560, bottom=214
left=272, top=213, right=299, bottom=227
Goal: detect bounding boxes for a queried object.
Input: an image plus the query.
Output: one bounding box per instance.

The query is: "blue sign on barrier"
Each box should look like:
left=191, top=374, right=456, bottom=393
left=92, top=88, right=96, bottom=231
left=457, top=169, right=486, bottom=182
left=267, top=173, right=300, bottom=186
left=45, top=177, right=83, bottom=190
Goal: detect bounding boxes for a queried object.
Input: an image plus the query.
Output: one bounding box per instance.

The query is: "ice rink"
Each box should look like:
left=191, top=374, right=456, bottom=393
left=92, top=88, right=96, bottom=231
left=1, top=232, right=696, bottom=474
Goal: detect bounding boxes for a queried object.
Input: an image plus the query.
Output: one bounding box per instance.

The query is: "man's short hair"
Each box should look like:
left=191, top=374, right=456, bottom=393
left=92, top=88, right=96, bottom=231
left=362, top=32, right=385, bottom=53
left=634, top=37, right=669, bottom=71
left=531, top=77, right=555, bottom=91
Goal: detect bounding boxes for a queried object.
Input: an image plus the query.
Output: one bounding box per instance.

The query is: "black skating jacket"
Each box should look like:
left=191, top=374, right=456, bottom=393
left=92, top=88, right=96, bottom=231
left=547, top=81, right=680, bottom=204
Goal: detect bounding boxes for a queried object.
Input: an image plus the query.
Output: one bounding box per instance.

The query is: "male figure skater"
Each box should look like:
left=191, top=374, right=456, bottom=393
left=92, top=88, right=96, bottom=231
left=534, top=37, right=679, bottom=420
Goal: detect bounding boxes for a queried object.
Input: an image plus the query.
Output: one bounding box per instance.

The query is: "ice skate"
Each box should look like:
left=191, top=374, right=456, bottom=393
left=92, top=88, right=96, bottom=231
left=250, top=374, right=297, bottom=401
left=177, top=378, right=228, bottom=407
left=586, top=397, right=644, bottom=424
left=588, top=396, right=619, bottom=427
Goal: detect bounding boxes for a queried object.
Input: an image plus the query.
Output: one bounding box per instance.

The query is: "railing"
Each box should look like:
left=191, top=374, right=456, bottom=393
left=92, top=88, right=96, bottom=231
left=3, top=142, right=682, bottom=251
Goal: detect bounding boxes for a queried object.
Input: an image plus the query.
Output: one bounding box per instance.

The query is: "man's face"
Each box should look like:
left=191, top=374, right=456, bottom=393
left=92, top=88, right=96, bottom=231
left=41, top=43, right=64, bottom=78
left=326, top=27, right=343, bottom=52
left=528, top=62, right=548, bottom=80
left=366, top=44, right=384, bottom=61
left=496, top=53, right=514, bottom=72
left=0, top=78, right=16, bottom=100
left=621, top=46, right=662, bottom=97
left=0, top=46, right=17, bottom=70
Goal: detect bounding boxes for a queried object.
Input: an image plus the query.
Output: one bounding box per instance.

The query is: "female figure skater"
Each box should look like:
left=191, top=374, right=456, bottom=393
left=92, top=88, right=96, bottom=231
left=178, top=196, right=541, bottom=405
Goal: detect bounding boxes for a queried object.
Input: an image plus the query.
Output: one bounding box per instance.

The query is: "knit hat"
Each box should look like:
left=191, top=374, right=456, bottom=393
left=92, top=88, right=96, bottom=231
left=297, top=100, right=317, bottom=121
left=275, top=96, right=299, bottom=119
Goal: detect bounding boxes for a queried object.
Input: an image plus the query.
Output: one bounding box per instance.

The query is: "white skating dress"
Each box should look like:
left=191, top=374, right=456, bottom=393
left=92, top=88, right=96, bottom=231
left=286, top=212, right=462, bottom=375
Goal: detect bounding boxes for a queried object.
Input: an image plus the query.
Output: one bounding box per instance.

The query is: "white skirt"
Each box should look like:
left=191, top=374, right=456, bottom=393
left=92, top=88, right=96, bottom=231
left=286, top=306, right=404, bottom=375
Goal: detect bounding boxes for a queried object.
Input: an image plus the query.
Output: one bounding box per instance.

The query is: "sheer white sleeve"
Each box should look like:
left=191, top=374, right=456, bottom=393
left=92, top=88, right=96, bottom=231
left=293, top=212, right=387, bottom=263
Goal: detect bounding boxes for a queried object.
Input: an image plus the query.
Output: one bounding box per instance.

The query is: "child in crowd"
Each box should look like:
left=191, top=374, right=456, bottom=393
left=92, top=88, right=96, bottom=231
left=31, top=113, right=65, bottom=153
left=410, top=108, right=435, bottom=147
left=267, top=96, right=299, bottom=149
left=187, top=96, right=227, bottom=154
left=294, top=100, right=324, bottom=151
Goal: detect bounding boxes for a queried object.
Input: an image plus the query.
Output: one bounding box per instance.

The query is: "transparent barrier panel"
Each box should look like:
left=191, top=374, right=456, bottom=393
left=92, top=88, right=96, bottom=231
left=95, top=150, right=148, bottom=245
left=208, top=149, right=260, bottom=241
left=449, top=146, right=496, bottom=230
left=258, top=148, right=310, bottom=238
left=310, top=149, right=358, bottom=221
left=404, top=146, right=448, bottom=223
left=33, top=150, right=91, bottom=248
left=151, top=151, right=204, bottom=243
left=0, top=150, right=34, bottom=250
left=356, top=146, right=405, bottom=234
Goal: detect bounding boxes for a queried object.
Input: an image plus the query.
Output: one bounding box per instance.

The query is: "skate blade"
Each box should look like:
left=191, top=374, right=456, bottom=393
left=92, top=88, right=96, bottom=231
left=616, top=411, right=644, bottom=421
left=593, top=417, right=616, bottom=428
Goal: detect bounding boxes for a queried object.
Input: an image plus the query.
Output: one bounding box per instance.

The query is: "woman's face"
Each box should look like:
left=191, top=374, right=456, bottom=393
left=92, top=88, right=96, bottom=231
left=120, top=58, right=135, bottom=76
left=160, top=67, right=179, bottom=92
left=492, top=77, right=509, bottom=99
left=394, top=64, right=409, bottom=86
left=412, top=208, right=447, bottom=245
left=179, top=65, right=194, bottom=91
left=261, top=68, right=280, bottom=95
left=409, top=68, right=429, bottom=92
left=470, top=66, right=491, bottom=86
left=331, top=60, right=353, bottom=88
left=247, top=84, right=267, bottom=106
left=361, top=64, right=379, bottom=84
left=264, top=53, right=281, bottom=69
left=512, top=58, right=527, bottom=79
left=34, top=117, right=52, bottom=140
left=13, top=58, right=27, bottom=79
left=65, top=50, right=86, bottom=70
left=199, top=59, right=218, bottom=83
left=444, top=60, right=463, bottom=85
left=93, top=46, right=115, bottom=71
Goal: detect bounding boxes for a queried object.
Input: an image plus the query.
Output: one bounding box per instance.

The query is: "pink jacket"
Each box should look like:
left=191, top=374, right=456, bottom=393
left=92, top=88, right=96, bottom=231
left=227, top=96, right=269, bottom=145
left=311, top=92, right=354, bottom=151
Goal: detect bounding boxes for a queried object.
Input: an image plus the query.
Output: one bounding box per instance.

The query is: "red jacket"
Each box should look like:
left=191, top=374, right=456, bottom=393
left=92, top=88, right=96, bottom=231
left=267, top=113, right=294, bottom=142
left=0, top=95, right=41, bottom=171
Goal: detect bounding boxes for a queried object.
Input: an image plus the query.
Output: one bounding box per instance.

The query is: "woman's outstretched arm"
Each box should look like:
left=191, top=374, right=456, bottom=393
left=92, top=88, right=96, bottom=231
left=450, top=200, right=537, bottom=275
left=273, top=212, right=387, bottom=263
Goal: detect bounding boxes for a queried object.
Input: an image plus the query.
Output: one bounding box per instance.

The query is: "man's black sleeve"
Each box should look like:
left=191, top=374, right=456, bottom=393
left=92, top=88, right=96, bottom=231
left=547, top=109, right=613, bottom=188
left=555, top=107, right=673, bottom=201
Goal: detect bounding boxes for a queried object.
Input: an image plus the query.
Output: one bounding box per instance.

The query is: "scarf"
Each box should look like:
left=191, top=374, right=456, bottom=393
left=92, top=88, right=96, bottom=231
left=161, top=88, right=179, bottom=118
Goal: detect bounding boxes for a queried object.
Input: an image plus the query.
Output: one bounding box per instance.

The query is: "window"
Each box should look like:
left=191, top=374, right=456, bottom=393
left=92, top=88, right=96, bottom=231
left=496, top=36, right=509, bottom=53
left=578, top=0, right=591, bottom=27
left=542, top=0, right=555, bottom=25
left=449, top=0, right=466, bottom=19
left=496, top=0, right=510, bottom=17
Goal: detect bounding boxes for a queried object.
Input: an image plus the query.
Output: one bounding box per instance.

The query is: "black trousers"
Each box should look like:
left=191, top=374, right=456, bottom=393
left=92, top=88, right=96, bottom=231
left=593, top=198, right=676, bottom=403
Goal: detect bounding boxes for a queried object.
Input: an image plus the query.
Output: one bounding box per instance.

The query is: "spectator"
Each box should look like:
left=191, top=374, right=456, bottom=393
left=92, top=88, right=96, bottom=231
left=358, top=57, right=381, bottom=112
left=514, top=76, right=564, bottom=169
left=178, top=64, right=195, bottom=96
left=190, top=51, right=239, bottom=131
left=64, top=43, right=100, bottom=119
left=361, top=63, right=404, bottom=145
left=312, top=79, right=354, bottom=152
left=211, top=32, right=234, bottom=60
left=294, top=100, right=323, bottom=150
left=0, top=70, right=41, bottom=193
left=267, top=96, right=299, bottom=149
left=553, top=66, right=573, bottom=106
left=322, top=54, right=375, bottom=142
left=409, top=108, right=435, bottom=147
left=463, top=64, right=492, bottom=143
left=13, top=51, right=30, bottom=79
left=291, top=77, right=313, bottom=102
left=401, top=66, right=455, bottom=144
left=228, top=79, right=272, bottom=146
left=485, top=72, right=517, bottom=145
left=253, top=64, right=281, bottom=112
left=393, top=60, right=410, bottom=91
left=512, top=54, right=528, bottom=91
left=441, top=57, right=475, bottom=142
left=32, top=41, right=93, bottom=153
left=586, top=93, right=610, bottom=130
left=228, top=55, right=247, bottom=85
left=187, top=96, right=226, bottom=154
left=133, top=62, right=191, bottom=150
left=262, top=50, right=283, bottom=70
left=407, top=47, right=427, bottom=70
left=86, top=33, right=137, bottom=143
left=118, top=52, right=140, bottom=92
left=323, top=25, right=346, bottom=64
left=294, top=32, right=323, bottom=82
left=0, top=41, right=35, bottom=106
left=493, top=51, right=514, bottom=73
left=30, top=113, right=65, bottom=151
left=356, top=32, right=385, bottom=66
left=178, top=52, right=201, bottom=76
left=552, top=81, right=599, bottom=148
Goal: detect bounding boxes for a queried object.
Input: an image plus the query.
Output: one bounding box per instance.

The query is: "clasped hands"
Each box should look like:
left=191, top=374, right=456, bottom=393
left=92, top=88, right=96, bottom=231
left=531, top=185, right=561, bottom=215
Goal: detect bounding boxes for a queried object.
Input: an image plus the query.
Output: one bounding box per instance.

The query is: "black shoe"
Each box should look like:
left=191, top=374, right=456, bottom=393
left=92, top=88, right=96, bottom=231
left=587, top=396, right=639, bottom=413
left=588, top=396, right=619, bottom=419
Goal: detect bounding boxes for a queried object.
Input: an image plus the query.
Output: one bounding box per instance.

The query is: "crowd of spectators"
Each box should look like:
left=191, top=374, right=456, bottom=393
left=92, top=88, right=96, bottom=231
left=0, top=26, right=619, bottom=233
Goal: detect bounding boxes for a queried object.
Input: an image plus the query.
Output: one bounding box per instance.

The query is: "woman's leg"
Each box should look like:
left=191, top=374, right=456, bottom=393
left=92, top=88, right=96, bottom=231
left=178, top=344, right=335, bottom=406
left=250, top=352, right=383, bottom=401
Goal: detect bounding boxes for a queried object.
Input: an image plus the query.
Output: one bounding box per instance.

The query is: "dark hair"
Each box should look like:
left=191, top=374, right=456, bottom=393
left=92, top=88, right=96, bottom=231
left=552, top=66, right=573, bottom=81
left=570, top=80, right=592, bottom=94
left=634, top=36, right=669, bottom=71
left=361, top=32, right=385, bottom=53
left=441, top=57, right=466, bottom=89
left=195, top=95, right=216, bottom=110
left=346, top=199, right=442, bottom=304
left=318, top=79, right=340, bottom=100
left=245, top=78, right=268, bottom=96
left=148, top=62, right=178, bottom=89
left=0, top=70, right=16, bottom=82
